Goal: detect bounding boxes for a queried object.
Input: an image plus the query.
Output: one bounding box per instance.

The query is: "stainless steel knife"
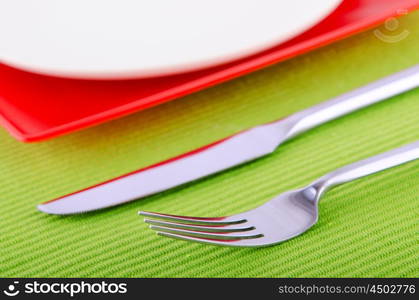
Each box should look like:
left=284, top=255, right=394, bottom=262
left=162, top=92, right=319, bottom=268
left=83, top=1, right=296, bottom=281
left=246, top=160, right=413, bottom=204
left=38, top=65, right=419, bottom=214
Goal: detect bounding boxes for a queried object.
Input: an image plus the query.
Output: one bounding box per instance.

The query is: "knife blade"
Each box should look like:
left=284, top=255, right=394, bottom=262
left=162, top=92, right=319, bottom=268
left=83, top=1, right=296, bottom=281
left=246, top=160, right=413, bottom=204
left=38, top=65, right=419, bottom=214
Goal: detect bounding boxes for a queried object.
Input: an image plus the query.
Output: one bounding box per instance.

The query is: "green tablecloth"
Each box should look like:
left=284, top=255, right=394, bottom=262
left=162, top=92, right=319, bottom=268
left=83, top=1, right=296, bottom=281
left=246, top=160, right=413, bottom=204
left=1, top=12, right=418, bottom=278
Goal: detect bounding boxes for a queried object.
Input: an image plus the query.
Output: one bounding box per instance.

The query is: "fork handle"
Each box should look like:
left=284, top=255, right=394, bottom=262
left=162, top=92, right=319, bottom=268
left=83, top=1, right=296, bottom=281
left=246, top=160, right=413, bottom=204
left=285, top=65, right=419, bottom=139
left=313, top=141, right=419, bottom=195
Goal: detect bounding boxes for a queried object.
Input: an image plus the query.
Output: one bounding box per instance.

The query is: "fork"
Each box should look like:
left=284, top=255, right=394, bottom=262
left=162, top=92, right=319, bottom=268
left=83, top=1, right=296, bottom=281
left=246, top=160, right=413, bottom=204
left=140, top=141, right=419, bottom=247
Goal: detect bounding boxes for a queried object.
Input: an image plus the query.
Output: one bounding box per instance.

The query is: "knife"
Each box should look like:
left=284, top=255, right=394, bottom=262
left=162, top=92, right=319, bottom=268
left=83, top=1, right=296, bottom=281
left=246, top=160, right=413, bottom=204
left=38, top=65, right=419, bottom=214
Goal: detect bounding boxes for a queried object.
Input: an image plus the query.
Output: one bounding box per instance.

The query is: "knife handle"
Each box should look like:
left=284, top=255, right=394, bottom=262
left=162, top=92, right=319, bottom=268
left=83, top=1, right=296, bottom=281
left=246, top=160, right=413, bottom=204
left=284, top=65, right=419, bottom=139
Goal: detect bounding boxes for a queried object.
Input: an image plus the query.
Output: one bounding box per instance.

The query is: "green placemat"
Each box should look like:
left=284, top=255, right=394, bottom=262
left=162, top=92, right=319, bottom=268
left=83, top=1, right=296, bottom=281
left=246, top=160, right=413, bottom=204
left=1, top=12, right=418, bottom=278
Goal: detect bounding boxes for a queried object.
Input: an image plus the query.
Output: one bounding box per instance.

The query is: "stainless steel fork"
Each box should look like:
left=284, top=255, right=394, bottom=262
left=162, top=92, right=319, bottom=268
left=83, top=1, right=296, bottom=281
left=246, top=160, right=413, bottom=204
left=140, top=141, right=419, bottom=247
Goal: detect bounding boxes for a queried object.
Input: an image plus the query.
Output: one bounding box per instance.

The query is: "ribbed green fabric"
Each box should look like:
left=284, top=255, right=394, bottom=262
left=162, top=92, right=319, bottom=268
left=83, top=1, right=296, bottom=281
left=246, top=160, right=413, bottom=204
left=1, top=12, right=418, bottom=278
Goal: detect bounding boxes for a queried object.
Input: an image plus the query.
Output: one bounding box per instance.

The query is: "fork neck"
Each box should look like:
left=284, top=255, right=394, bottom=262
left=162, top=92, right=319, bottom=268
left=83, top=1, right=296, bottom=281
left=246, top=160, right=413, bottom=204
left=307, top=141, right=419, bottom=204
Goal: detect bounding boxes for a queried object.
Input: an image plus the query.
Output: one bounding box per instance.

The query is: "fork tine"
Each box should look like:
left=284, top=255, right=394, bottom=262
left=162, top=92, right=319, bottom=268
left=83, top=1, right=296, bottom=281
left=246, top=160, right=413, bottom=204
left=156, top=231, right=261, bottom=247
left=149, top=225, right=262, bottom=240
left=144, top=218, right=254, bottom=232
left=139, top=210, right=245, bottom=225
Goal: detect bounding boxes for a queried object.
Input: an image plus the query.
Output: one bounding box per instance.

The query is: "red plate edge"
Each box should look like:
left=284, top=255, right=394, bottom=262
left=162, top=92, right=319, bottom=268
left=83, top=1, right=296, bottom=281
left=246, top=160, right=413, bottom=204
left=1, top=1, right=419, bottom=143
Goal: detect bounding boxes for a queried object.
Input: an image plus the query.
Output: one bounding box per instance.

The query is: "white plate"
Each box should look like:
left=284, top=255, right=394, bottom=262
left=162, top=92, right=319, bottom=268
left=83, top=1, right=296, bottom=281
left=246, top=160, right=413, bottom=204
left=0, top=0, right=342, bottom=79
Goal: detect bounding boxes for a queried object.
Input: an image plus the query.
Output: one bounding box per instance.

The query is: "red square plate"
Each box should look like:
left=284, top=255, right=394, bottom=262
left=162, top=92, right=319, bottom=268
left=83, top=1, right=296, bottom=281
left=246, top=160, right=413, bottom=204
left=1, top=0, right=418, bottom=142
